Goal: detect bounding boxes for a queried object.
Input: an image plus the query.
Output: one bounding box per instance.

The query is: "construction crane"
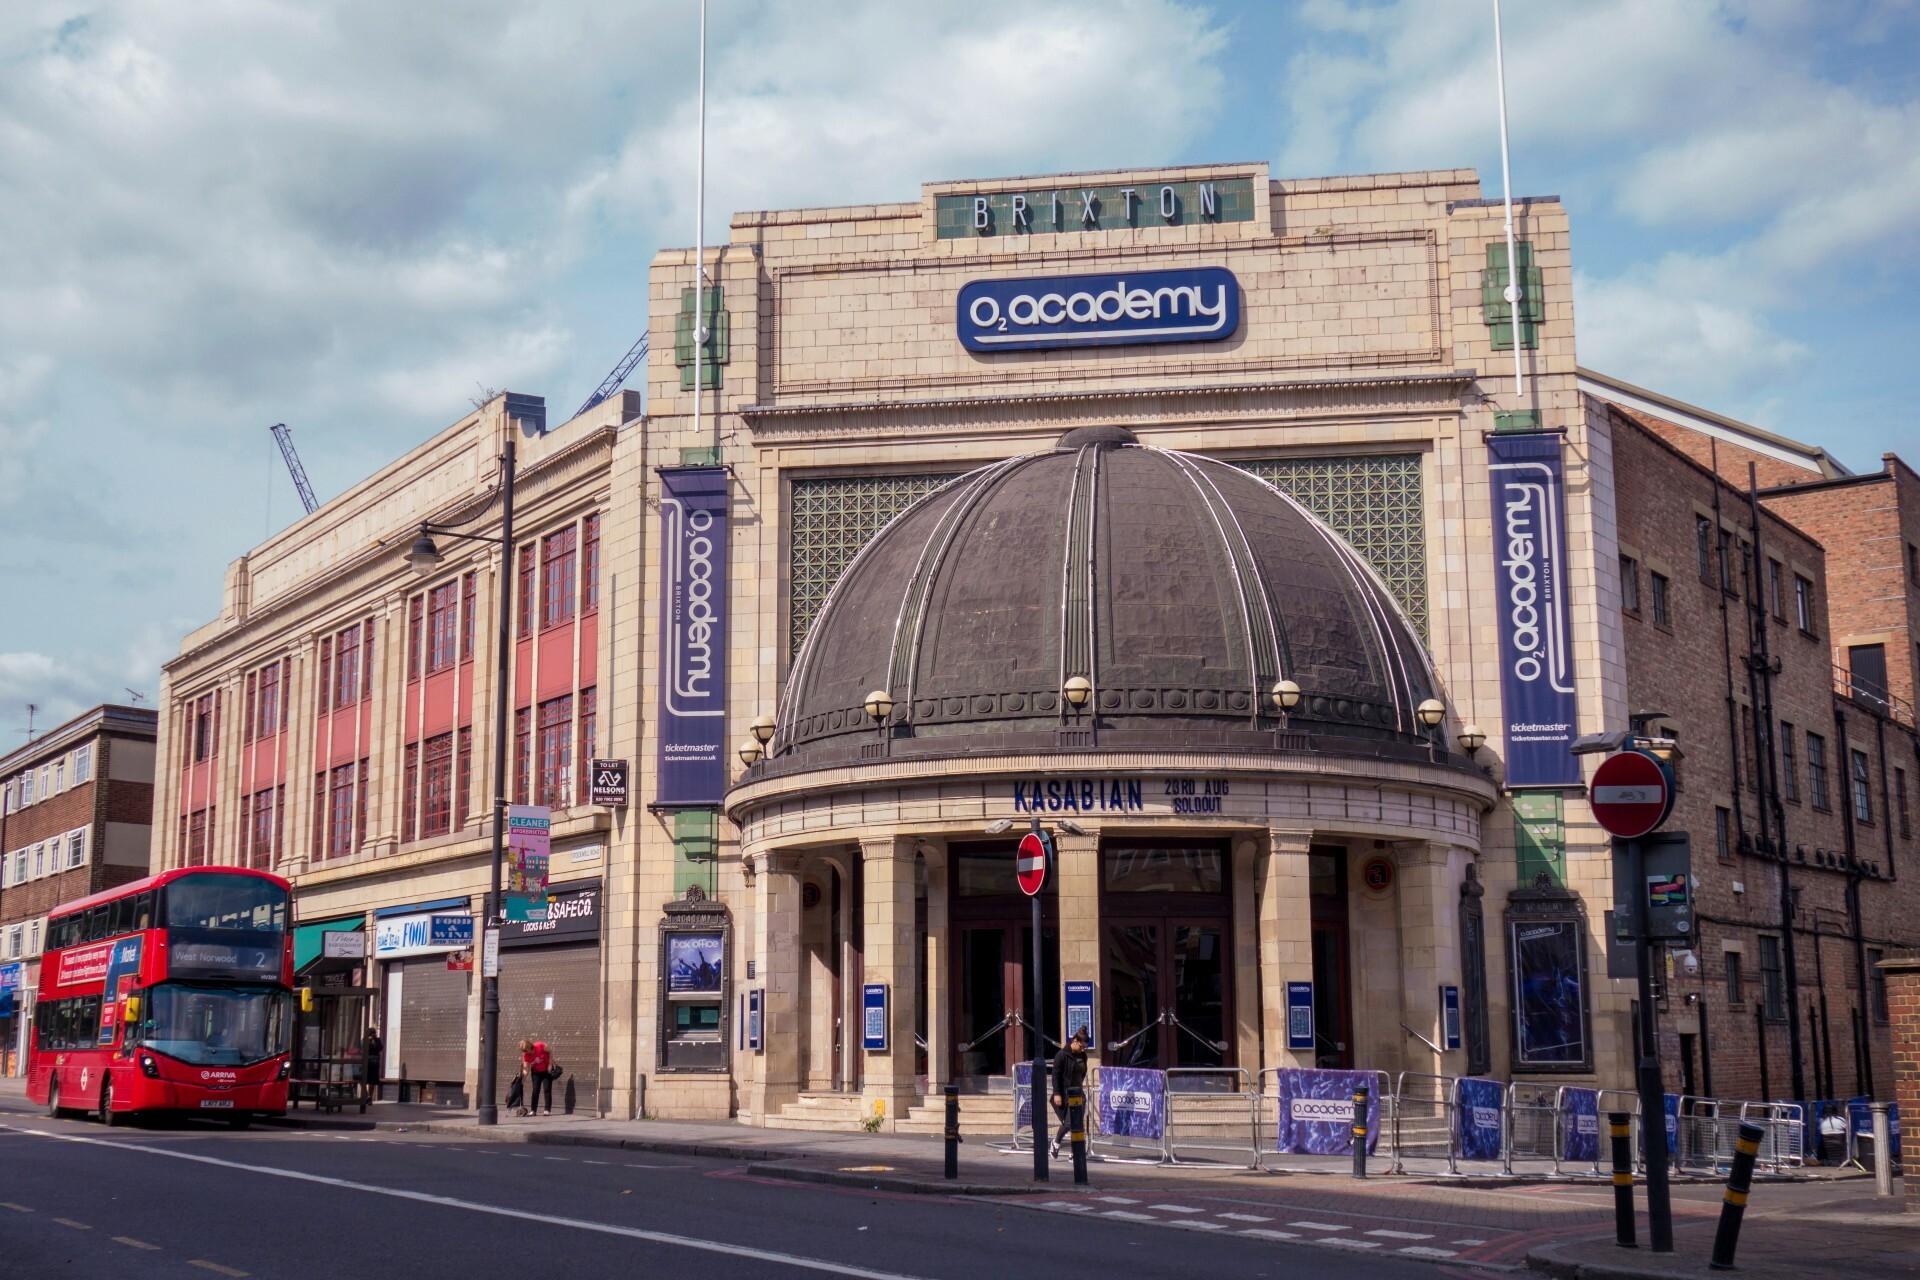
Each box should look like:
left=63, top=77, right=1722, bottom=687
left=269, top=422, right=319, bottom=514
left=575, top=333, right=648, bottom=419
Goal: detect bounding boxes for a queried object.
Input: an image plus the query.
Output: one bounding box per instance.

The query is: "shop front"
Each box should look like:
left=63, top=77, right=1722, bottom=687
left=491, top=879, right=603, bottom=1115
left=372, top=898, right=476, bottom=1103
left=0, top=961, right=24, bottom=1076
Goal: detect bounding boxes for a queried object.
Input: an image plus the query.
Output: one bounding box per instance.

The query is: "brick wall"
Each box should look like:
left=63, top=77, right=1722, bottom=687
left=1883, top=954, right=1920, bottom=1206
left=1621, top=407, right=1826, bottom=489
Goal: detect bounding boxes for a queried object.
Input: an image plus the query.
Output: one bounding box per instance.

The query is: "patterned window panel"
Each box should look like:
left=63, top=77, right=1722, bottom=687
left=788, top=473, right=957, bottom=655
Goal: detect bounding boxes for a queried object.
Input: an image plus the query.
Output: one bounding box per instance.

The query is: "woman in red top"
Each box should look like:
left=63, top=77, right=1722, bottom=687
left=519, top=1038, right=554, bottom=1116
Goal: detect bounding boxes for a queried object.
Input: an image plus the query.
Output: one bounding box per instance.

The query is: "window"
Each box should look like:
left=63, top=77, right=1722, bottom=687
left=1696, top=516, right=1714, bottom=582
left=334, top=623, right=361, bottom=708
left=582, top=513, right=601, bottom=612
left=1767, top=559, right=1785, bottom=621
left=1794, top=574, right=1815, bottom=633
left=1718, top=529, right=1739, bottom=595
left=18, top=771, right=32, bottom=806
left=246, top=788, right=276, bottom=870
left=317, top=637, right=333, bottom=714
left=254, top=660, right=285, bottom=738
left=1725, top=952, right=1743, bottom=1006
left=1650, top=572, right=1671, bottom=626
left=401, top=743, right=420, bottom=843
left=1741, top=706, right=1758, bottom=787
left=422, top=733, right=455, bottom=837
left=1715, top=806, right=1732, bottom=863
left=33, top=843, right=44, bottom=878
left=185, top=807, right=212, bottom=866
left=1909, top=542, right=1919, bottom=588
left=67, top=831, right=85, bottom=870
left=1620, top=555, right=1641, bottom=613
left=1781, top=723, right=1799, bottom=803
left=1898, top=767, right=1911, bottom=840
left=455, top=728, right=473, bottom=829
left=577, top=687, right=598, bottom=804
left=461, top=572, right=477, bottom=661
left=1849, top=644, right=1890, bottom=711
left=244, top=671, right=257, bottom=745
left=191, top=691, right=217, bottom=762
left=29, top=922, right=39, bottom=954
left=53, top=759, right=65, bottom=792
left=541, top=526, right=578, bottom=628
left=517, top=544, right=537, bottom=638
left=407, top=594, right=424, bottom=682
left=7, top=926, right=21, bottom=959
left=514, top=708, right=532, bottom=805
left=1808, top=732, right=1830, bottom=810
left=327, top=763, right=357, bottom=858
left=1759, top=936, right=1786, bottom=1021
left=1852, top=749, right=1874, bottom=824
left=1869, top=947, right=1890, bottom=1024
left=427, top=580, right=459, bottom=674
left=537, top=695, right=573, bottom=807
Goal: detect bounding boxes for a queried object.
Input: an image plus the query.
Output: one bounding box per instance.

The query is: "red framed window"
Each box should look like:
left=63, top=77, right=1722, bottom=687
left=402, top=743, right=420, bottom=843
left=360, top=618, right=374, bottom=700
left=576, top=686, right=598, bottom=804
left=273, top=785, right=285, bottom=864
left=244, top=672, right=258, bottom=745
left=542, top=526, right=577, bottom=628
left=190, top=692, right=217, bottom=762
left=247, top=787, right=276, bottom=870
left=257, top=660, right=285, bottom=738
left=537, top=695, right=573, bottom=807
left=407, top=594, right=424, bottom=682
left=328, top=763, right=357, bottom=857
left=422, top=733, right=455, bottom=837
left=317, top=638, right=333, bottom=714
left=455, top=728, right=472, bottom=828
left=334, top=624, right=361, bottom=709
left=311, top=771, right=326, bottom=856
left=461, top=572, right=477, bottom=661
left=427, top=581, right=459, bottom=673
left=514, top=708, right=531, bottom=805
left=517, top=545, right=537, bottom=638
left=582, top=513, right=601, bottom=612
left=186, top=807, right=212, bottom=866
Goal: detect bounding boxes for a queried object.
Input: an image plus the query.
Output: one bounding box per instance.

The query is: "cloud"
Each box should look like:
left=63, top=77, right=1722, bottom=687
left=1574, top=268, right=1811, bottom=401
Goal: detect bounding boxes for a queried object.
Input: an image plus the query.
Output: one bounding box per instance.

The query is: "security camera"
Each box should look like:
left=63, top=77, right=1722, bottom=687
left=1678, top=950, right=1700, bottom=977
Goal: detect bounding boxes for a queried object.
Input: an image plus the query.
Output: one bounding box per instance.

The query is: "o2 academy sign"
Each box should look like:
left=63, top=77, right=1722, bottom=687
left=958, top=268, right=1240, bottom=353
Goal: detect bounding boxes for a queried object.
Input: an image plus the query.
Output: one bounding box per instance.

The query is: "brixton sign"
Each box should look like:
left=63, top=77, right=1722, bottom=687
left=1589, top=749, right=1673, bottom=840
left=956, top=267, right=1239, bottom=353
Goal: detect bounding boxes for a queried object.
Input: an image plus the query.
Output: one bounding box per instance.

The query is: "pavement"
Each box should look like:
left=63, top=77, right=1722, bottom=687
left=1, top=1077, right=1914, bottom=1278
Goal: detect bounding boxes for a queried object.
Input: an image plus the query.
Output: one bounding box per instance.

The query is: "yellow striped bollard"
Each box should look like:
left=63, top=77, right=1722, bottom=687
left=1609, top=1111, right=1635, bottom=1248
left=1709, top=1120, right=1766, bottom=1270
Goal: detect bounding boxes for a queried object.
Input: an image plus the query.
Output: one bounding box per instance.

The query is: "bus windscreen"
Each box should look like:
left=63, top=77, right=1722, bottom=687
left=137, top=983, right=291, bottom=1067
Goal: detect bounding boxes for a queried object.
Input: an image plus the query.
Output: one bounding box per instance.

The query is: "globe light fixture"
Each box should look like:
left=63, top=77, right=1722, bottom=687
left=1416, top=697, right=1446, bottom=729
left=863, top=689, right=895, bottom=723
left=749, top=714, right=777, bottom=745
left=1458, top=724, right=1486, bottom=755
left=737, top=738, right=763, bottom=767
left=1063, top=675, right=1091, bottom=707
left=1270, top=679, right=1301, bottom=712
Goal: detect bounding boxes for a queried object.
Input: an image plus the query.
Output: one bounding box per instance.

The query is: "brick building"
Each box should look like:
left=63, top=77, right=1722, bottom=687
left=0, top=704, right=159, bottom=1073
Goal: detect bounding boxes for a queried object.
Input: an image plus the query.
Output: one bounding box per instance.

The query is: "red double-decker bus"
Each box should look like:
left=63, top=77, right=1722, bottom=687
left=27, top=867, right=294, bottom=1126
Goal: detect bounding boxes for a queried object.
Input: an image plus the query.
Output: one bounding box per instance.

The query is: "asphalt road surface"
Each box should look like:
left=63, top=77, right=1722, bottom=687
left=0, top=1102, right=1466, bottom=1280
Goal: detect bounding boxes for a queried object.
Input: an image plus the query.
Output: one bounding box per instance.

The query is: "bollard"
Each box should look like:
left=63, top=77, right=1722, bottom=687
left=943, top=1084, right=961, bottom=1181
left=1873, top=1103, right=1894, bottom=1198
left=1708, top=1121, right=1766, bottom=1270
left=1068, top=1086, right=1089, bottom=1186
left=1609, top=1111, right=1636, bottom=1249
left=1352, top=1086, right=1370, bottom=1179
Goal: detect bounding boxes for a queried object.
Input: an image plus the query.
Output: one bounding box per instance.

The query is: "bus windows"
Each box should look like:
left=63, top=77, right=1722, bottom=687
left=109, top=897, right=133, bottom=937
left=84, top=905, right=107, bottom=942
left=162, top=875, right=290, bottom=933
left=35, top=996, right=102, bottom=1051
left=133, top=893, right=155, bottom=931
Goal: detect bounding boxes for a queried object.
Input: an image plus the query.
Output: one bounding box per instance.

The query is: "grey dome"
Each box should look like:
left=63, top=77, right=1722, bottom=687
left=770, top=429, right=1438, bottom=768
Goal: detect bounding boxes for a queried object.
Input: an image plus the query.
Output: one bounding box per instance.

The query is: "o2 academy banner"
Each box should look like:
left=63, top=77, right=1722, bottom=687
left=1487, top=433, right=1581, bottom=786
left=656, top=467, right=729, bottom=806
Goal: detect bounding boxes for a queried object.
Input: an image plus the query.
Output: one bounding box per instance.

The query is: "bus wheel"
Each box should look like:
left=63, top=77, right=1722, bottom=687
left=44, top=1078, right=61, bottom=1118
left=98, top=1079, right=116, bottom=1127
left=227, top=1113, right=253, bottom=1131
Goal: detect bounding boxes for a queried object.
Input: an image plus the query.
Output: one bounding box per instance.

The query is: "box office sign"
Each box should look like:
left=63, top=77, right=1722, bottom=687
left=656, top=468, right=729, bottom=807
left=957, top=268, right=1240, bottom=353
left=1487, top=433, right=1581, bottom=787
left=666, top=931, right=724, bottom=995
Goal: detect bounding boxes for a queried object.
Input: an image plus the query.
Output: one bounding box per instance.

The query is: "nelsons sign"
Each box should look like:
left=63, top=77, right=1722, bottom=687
left=957, top=267, right=1240, bottom=353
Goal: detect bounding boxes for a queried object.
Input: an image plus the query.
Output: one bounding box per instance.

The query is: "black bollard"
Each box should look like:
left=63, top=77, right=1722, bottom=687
left=1708, top=1121, right=1765, bottom=1270
left=1068, top=1086, right=1089, bottom=1186
left=943, top=1084, right=961, bottom=1181
left=1609, top=1111, right=1636, bottom=1249
left=1352, top=1086, right=1370, bottom=1179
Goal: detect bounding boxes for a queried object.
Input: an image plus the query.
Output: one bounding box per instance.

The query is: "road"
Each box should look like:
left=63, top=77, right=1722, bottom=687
left=0, top=1102, right=1454, bottom=1280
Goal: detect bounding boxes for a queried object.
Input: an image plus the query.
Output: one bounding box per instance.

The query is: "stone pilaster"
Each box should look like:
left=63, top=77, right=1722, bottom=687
left=860, top=835, right=918, bottom=1126
left=1260, top=829, right=1316, bottom=1071
left=1055, top=827, right=1101, bottom=1069
left=920, top=839, right=949, bottom=1093
left=1395, top=840, right=1470, bottom=1076
left=747, top=850, right=803, bottom=1121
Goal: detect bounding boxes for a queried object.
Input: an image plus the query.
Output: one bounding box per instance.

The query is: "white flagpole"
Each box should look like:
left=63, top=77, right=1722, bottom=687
left=1493, top=0, right=1525, bottom=402
left=694, top=0, right=709, bottom=453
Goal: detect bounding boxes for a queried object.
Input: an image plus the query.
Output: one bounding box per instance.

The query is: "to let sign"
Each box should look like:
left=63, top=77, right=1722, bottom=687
left=1016, top=830, right=1051, bottom=897
left=589, top=760, right=629, bottom=807
left=1590, top=749, right=1673, bottom=840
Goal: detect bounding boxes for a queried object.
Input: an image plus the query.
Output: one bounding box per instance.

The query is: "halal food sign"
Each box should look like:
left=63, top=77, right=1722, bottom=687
left=957, top=267, right=1240, bottom=353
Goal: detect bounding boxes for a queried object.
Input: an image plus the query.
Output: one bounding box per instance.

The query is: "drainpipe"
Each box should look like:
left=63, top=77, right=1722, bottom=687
left=1837, top=707, right=1875, bottom=1098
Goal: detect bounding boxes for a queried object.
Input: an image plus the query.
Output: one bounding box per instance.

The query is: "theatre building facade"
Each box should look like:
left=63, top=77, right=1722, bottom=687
left=152, top=161, right=1918, bottom=1126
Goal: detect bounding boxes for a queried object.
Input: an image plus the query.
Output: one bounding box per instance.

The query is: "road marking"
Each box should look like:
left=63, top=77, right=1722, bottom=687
left=1102, top=1211, right=1157, bottom=1221
left=1148, top=1204, right=1203, bottom=1214
left=5, top=1125, right=936, bottom=1280
left=544, top=1157, right=569, bottom=1162
left=1173, top=1221, right=1226, bottom=1231
left=1, top=1202, right=33, bottom=1212
left=1094, top=1196, right=1139, bottom=1204
left=54, top=1217, right=91, bottom=1229
left=190, top=1262, right=249, bottom=1277
left=1216, top=1213, right=1270, bottom=1223
left=583, top=1160, right=609, bottom=1165
left=1322, top=1239, right=1380, bottom=1250
left=113, top=1237, right=161, bottom=1251
left=1238, top=1229, right=1300, bottom=1241
left=1398, top=1247, right=1459, bottom=1258
left=1288, top=1221, right=1349, bottom=1232
left=1365, top=1229, right=1432, bottom=1240
left=1453, top=1238, right=1488, bottom=1245
left=1038, top=1201, right=1092, bottom=1211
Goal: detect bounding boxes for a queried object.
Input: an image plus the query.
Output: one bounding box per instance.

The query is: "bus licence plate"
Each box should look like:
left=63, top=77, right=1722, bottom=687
left=199, top=1100, right=235, bottom=1109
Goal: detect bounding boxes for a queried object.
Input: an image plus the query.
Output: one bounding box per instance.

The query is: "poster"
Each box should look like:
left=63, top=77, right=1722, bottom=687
left=1511, top=919, right=1587, bottom=1067
left=1064, top=981, right=1095, bottom=1043
left=862, top=983, right=888, bottom=1052
left=1096, top=1066, right=1167, bottom=1140
left=1272, top=1067, right=1381, bottom=1156
left=1286, top=981, right=1315, bottom=1051
left=666, top=931, right=724, bottom=994
left=1456, top=1077, right=1504, bottom=1161
left=1560, top=1086, right=1600, bottom=1162
left=97, top=937, right=143, bottom=1044
left=506, top=804, right=551, bottom=923
left=1486, top=432, right=1581, bottom=786
left=655, top=467, right=729, bottom=806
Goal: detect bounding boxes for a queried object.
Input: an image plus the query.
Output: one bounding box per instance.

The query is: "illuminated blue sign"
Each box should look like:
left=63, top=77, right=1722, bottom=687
left=957, top=267, right=1239, bottom=353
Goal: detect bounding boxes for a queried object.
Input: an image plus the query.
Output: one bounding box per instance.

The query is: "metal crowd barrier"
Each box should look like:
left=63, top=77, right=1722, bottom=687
left=1504, top=1082, right=1560, bottom=1174
left=1165, top=1068, right=1259, bottom=1168
left=1390, top=1072, right=1460, bottom=1175
left=1086, top=1065, right=1171, bottom=1164
left=1672, top=1098, right=1804, bottom=1174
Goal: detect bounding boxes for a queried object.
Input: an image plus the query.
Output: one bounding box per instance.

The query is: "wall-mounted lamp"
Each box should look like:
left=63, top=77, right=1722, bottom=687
left=1416, top=697, right=1446, bottom=729
left=1270, top=679, right=1301, bottom=713
left=863, top=689, right=894, bottom=723
left=749, top=714, right=776, bottom=745
left=1063, top=675, right=1091, bottom=709
left=737, top=738, right=763, bottom=767
left=1457, top=724, right=1486, bottom=756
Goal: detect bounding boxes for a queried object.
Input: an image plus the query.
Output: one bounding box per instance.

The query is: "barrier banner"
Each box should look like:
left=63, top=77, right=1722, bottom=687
left=1272, top=1068, right=1380, bottom=1155
left=1014, top=1061, right=1034, bottom=1130
left=1642, top=1093, right=1681, bottom=1158
left=1560, top=1087, right=1600, bottom=1162
left=1457, top=1077, right=1505, bottom=1161
left=1097, top=1066, right=1167, bottom=1140
left=1849, top=1099, right=1902, bottom=1158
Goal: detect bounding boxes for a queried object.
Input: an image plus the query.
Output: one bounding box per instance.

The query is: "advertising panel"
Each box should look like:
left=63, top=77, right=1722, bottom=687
left=1063, top=981, right=1095, bottom=1044
left=506, top=805, right=552, bottom=923
left=1486, top=432, right=1581, bottom=786
left=97, top=937, right=143, bottom=1044
left=862, top=983, right=888, bottom=1052
left=1511, top=919, right=1588, bottom=1067
left=655, top=467, right=729, bottom=806
left=1286, top=981, right=1315, bottom=1052
left=1456, top=1077, right=1505, bottom=1161
left=1096, top=1066, right=1167, bottom=1140
left=1272, top=1068, right=1381, bottom=1156
left=666, top=931, right=724, bottom=995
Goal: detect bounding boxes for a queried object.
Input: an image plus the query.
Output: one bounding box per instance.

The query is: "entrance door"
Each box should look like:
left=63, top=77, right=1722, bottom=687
left=1100, top=840, right=1234, bottom=1074
left=948, top=843, right=1057, bottom=1091
left=1309, top=846, right=1354, bottom=1069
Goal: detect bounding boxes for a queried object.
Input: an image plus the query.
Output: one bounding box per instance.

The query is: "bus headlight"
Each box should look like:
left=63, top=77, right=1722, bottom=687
left=137, top=1054, right=159, bottom=1079
left=277, top=1059, right=290, bottom=1081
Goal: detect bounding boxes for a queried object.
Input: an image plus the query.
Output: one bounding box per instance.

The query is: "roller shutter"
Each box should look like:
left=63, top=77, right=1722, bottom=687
left=494, top=943, right=601, bottom=1114
left=387, top=960, right=469, bottom=1084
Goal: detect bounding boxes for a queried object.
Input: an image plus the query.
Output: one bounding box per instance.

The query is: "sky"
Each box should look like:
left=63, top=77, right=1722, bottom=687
left=2, top=0, right=1917, bottom=732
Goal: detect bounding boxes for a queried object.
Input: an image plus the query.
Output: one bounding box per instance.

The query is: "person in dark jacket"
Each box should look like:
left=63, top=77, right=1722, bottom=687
left=1048, top=1028, right=1090, bottom=1158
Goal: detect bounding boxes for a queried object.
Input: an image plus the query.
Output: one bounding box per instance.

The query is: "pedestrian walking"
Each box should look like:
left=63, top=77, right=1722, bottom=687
left=362, top=1027, right=383, bottom=1102
left=1048, top=1027, right=1090, bottom=1159
left=520, top=1038, right=556, bottom=1116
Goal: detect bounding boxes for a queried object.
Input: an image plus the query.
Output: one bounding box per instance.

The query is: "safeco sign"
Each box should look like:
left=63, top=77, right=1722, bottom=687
left=956, top=267, right=1239, bottom=353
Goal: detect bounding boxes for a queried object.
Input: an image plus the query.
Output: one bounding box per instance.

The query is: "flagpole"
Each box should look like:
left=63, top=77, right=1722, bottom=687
left=694, top=0, right=709, bottom=451
left=1492, top=0, right=1525, bottom=402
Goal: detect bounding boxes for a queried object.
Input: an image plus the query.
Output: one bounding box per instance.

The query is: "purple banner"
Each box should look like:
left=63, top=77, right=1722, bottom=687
left=655, top=467, right=729, bottom=806
left=1272, top=1068, right=1380, bottom=1155
left=1560, top=1087, right=1600, bottom=1162
left=1014, top=1061, right=1036, bottom=1130
left=1486, top=432, right=1580, bottom=786
left=1096, top=1066, right=1166, bottom=1140
left=1456, top=1077, right=1504, bottom=1161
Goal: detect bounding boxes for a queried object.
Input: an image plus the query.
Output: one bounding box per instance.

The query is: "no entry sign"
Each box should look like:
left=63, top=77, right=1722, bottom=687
left=1016, top=830, right=1052, bottom=896
left=1590, top=749, right=1673, bottom=840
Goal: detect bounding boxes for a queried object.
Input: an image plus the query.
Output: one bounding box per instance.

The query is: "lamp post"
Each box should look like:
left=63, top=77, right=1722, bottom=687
left=1269, top=679, right=1301, bottom=745
left=407, top=437, right=516, bottom=1127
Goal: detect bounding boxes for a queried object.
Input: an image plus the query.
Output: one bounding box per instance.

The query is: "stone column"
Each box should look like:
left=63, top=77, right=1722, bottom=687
left=1396, top=841, right=1469, bottom=1077
left=1231, top=835, right=1262, bottom=1074
left=1055, top=827, right=1101, bottom=1071
left=860, top=835, right=918, bottom=1127
left=921, top=839, right=950, bottom=1093
left=1259, top=829, right=1316, bottom=1072
left=747, top=849, right=803, bottom=1123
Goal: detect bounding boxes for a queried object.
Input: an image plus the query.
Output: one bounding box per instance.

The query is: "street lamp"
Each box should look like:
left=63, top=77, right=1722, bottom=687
left=749, top=714, right=777, bottom=745
left=1063, top=676, right=1091, bottom=709
left=1415, top=697, right=1446, bottom=729
left=1269, top=679, right=1301, bottom=713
